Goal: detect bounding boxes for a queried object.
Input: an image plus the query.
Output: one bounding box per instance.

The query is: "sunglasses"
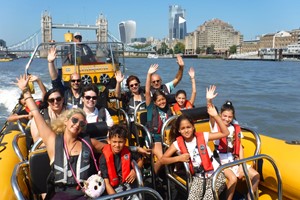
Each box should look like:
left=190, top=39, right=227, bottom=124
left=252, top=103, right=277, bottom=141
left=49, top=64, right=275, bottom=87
left=48, top=96, right=63, bottom=103
left=71, top=79, right=81, bottom=83
left=129, top=83, right=139, bottom=88
left=152, top=80, right=160, bottom=84
left=71, top=117, right=86, bottom=128
left=84, top=96, right=97, bottom=100
left=74, top=35, right=82, bottom=40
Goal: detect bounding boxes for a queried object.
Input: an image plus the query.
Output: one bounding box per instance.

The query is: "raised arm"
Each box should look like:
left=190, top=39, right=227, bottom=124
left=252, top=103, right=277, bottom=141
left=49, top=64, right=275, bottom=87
left=114, top=71, right=124, bottom=99
left=29, top=75, right=47, bottom=100
left=145, top=64, right=159, bottom=106
left=207, top=104, right=229, bottom=141
left=188, top=67, right=196, bottom=105
left=47, top=46, right=58, bottom=80
left=172, top=54, right=184, bottom=87
left=15, top=75, right=56, bottom=160
left=206, top=85, right=218, bottom=127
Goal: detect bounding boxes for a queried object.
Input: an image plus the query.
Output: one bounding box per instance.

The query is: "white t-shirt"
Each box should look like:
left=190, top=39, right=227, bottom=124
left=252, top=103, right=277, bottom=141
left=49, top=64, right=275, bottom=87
left=173, top=132, right=220, bottom=177
left=86, top=108, right=114, bottom=127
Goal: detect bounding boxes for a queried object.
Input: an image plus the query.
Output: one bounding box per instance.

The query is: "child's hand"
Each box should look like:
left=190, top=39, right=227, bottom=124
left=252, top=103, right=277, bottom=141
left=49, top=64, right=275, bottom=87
left=206, top=85, right=218, bottom=101
left=137, top=147, right=151, bottom=156
left=15, top=74, right=29, bottom=91
left=148, top=64, right=159, bottom=74
left=179, top=153, right=190, bottom=163
left=207, top=104, right=218, bottom=117
left=188, top=67, right=195, bottom=79
left=125, top=169, right=136, bottom=184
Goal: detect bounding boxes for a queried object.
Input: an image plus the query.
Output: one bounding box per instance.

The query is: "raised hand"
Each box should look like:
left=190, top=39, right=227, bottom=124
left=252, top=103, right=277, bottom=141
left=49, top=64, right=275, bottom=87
left=115, top=71, right=124, bottom=83
left=176, top=54, right=184, bottom=67
left=48, top=46, right=57, bottom=63
left=148, top=64, right=159, bottom=74
left=29, top=74, right=39, bottom=82
left=206, top=85, right=218, bottom=101
left=207, top=103, right=218, bottom=117
left=15, top=74, right=30, bottom=91
left=188, top=67, right=195, bottom=79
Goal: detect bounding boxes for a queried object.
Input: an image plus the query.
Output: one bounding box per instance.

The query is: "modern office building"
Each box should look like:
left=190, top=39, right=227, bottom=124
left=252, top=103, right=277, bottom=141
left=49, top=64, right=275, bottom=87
left=169, top=5, right=187, bottom=40
left=119, top=20, right=136, bottom=44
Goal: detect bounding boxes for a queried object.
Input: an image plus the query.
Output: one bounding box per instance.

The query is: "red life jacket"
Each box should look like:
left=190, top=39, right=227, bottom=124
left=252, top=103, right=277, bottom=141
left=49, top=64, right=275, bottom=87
left=173, top=100, right=193, bottom=114
left=176, top=132, right=214, bottom=175
left=217, top=123, right=241, bottom=157
left=102, top=144, right=131, bottom=187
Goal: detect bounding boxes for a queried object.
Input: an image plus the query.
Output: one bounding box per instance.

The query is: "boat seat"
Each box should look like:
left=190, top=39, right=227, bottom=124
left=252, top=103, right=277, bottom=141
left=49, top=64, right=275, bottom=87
left=180, top=106, right=209, bottom=121
left=28, top=148, right=51, bottom=195
left=85, top=121, right=108, bottom=140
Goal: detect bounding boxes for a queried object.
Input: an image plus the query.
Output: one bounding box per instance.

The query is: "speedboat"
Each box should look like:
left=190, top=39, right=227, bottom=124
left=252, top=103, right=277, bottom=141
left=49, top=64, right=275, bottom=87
left=147, top=53, right=158, bottom=59
left=1, top=32, right=300, bottom=200
left=0, top=57, right=13, bottom=62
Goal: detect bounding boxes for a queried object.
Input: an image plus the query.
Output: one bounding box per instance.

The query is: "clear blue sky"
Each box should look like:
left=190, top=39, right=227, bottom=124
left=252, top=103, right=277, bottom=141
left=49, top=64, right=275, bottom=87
left=1, top=0, right=300, bottom=46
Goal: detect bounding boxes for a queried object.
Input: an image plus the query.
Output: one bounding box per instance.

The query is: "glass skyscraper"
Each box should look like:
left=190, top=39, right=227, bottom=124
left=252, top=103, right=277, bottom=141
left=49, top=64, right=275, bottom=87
left=169, top=5, right=187, bottom=40
left=119, top=20, right=136, bottom=44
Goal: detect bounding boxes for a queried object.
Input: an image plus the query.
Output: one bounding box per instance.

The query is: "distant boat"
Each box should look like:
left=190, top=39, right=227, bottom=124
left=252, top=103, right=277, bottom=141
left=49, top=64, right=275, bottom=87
left=158, top=54, right=173, bottom=59
left=0, top=58, right=13, bottom=62
left=147, top=53, right=158, bottom=59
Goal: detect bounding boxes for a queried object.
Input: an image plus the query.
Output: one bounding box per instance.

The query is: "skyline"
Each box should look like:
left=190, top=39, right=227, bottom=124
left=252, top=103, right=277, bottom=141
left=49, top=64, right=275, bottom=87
left=1, top=0, right=300, bottom=46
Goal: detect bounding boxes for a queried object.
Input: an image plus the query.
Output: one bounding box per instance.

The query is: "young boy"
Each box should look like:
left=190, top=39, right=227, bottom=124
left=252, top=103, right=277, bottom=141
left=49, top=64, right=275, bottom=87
left=99, top=125, right=143, bottom=198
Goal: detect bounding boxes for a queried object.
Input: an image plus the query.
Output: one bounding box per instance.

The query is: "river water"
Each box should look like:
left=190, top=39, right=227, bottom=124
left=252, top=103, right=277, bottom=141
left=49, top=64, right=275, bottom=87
left=0, top=57, right=299, bottom=141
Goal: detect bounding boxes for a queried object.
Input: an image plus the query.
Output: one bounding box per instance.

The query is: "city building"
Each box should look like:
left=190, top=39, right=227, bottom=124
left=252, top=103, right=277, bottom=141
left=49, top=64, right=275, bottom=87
left=119, top=20, right=136, bottom=44
left=169, top=5, right=187, bottom=40
left=0, top=39, right=6, bottom=51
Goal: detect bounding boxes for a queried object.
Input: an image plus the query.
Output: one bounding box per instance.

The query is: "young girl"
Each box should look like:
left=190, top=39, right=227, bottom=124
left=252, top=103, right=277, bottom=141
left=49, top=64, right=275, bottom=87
left=146, top=64, right=173, bottom=174
left=207, top=85, right=260, bottom=199
left=160, top=104, right=229, bottom=200
left=172, top=67, right=196, bottom=115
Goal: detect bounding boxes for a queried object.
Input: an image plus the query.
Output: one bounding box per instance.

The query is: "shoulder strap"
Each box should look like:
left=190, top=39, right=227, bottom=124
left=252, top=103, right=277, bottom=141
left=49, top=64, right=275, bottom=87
left=97, top=107, right=106, bottom=122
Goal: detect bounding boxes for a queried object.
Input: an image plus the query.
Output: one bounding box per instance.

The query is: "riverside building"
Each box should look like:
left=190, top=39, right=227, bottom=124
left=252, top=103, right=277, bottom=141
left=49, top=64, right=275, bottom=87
left=119, top=20, right=136, bottom=44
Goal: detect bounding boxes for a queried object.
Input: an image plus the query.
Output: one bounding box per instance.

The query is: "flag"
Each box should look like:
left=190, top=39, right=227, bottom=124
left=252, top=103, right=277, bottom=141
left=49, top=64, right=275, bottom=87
left=178, top=16, right=186, bottom=24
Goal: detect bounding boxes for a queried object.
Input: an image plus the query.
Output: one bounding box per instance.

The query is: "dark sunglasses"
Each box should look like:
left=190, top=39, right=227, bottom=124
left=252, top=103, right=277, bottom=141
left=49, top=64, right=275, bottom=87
left=84, top=96, right=97, bottom=100
left=129, top=83, right=139, bottom=88
left=152, top=80, right=160, bottom=84
left=71, top=79, right=81, bottom=83
left=71, top=117, right=86, bottom=128
left=48, top=96, right=62, bottom=103
left=74, top=35, right=82, bottom=40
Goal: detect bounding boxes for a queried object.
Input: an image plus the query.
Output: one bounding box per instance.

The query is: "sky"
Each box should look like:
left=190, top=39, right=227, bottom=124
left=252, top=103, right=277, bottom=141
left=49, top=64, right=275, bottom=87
left=1, top=0, right=300, bottom=46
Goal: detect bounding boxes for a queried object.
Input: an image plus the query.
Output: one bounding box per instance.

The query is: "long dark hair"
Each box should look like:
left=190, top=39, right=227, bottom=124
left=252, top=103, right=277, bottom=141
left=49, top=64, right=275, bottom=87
left=40, top=88, right=64, bottom=109
left=169, top=114, right=195, bottom=143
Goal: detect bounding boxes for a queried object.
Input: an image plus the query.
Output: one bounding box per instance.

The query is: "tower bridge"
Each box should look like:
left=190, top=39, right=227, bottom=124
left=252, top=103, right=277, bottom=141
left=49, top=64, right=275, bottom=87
left=6, top=11, right=155, bottom=55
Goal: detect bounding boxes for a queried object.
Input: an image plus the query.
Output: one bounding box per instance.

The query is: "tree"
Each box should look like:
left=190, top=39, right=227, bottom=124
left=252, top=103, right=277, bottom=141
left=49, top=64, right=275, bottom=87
left=196, top=47, right=201, bottom=54
left=174, top=42, right=185, bottom=54
left=229, top=45, right=237, bottom=54
left=206, top=44, right=215, bottom=54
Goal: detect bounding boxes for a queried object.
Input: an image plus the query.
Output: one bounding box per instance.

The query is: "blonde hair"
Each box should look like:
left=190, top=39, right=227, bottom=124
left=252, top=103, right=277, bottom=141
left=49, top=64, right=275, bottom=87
left=50, top=108, right=86, bottom=134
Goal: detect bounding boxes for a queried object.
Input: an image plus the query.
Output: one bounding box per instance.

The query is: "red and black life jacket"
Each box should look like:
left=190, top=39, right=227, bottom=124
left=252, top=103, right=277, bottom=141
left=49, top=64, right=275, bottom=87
left=173, top=100, right=193, bottom=113
left=102, top=144, right=131, bottom=187
left=176, top=132, right=214, bottom=175
left=217, top=123, right=241, bottom=157
left=147, top=104, right=172, bottom=135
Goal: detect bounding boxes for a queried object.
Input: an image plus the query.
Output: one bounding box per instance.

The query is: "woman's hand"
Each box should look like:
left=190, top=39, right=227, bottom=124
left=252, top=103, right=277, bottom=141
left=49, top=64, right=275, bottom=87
left=206, top=85, right=218, bottom=102
left=115, top=71, right=124, bottom=83
left=147, top=64, right=159, bottom=74
left=48, top=46, right=57, bottom=63
left=176, top=54, right=184, bottom=67
left=15, top=74, right=30, bottom=91
left=188, top=67, right=195, bottom=79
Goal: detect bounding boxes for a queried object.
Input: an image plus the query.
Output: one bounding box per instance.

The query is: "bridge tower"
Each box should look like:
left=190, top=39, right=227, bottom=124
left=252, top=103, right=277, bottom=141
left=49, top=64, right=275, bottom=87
left=96, top=14, right=108, bottom=43
left=41, top=11, right=52, bottom=43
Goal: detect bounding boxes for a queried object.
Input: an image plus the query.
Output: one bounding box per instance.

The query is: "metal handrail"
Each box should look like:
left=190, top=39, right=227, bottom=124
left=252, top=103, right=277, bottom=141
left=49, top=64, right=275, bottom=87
left=211, top=154, right=282, bottom=200
left=241, top=126, right=261, bottom=156
left=95, top=187, right=163, bottom=200
left=12, top=133, right=27, bottom=162
left=11, top=160, right=30, bottom=200
left=30, top=138, right=45, bottom=152
left=133, top=101, right=146, bottom=124
left=119, top=108, right=130, bottom=131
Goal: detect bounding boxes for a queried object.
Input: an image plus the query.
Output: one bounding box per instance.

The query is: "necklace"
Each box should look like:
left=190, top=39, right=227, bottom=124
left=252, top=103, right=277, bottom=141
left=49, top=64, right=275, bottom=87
left=69, top=141, right=77, bottom=155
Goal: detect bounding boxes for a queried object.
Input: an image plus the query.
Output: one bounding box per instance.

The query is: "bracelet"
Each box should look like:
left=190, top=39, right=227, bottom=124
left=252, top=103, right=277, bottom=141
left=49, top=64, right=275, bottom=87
left=30, top=108, right=39, bottom=112
left=48, top=61, right=54, bottom=63
left=24, top=96, right=33, bottom=101
left=22, top=87, right=30, bottom=94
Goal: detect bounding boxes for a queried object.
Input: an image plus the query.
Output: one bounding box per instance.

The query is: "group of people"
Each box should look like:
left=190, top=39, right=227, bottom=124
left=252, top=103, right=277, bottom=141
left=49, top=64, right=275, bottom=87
left=11, top=33, right=260, bottom=200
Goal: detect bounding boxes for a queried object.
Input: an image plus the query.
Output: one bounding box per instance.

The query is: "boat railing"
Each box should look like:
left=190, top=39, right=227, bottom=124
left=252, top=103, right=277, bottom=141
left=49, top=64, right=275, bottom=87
left=12, top=132, right=27, bottom=162
left=241, top=126, right=261, bottom=157
left=11, top=160, right=31, bottom=200
left=212, top=154, right=282, bottom=200
left=94, top=186, right=163, bottom=200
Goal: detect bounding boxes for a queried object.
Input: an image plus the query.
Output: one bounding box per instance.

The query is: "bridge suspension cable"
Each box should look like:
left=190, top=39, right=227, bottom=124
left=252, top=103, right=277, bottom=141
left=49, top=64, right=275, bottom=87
left=7, top=29, right=41, bottom=50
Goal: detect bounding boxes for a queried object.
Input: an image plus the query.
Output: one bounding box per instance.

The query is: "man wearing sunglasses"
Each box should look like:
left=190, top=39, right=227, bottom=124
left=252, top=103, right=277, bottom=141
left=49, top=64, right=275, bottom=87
left=150, top=54, right=184, bottom=95
left=48, top=47, right=83, bottom=109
